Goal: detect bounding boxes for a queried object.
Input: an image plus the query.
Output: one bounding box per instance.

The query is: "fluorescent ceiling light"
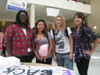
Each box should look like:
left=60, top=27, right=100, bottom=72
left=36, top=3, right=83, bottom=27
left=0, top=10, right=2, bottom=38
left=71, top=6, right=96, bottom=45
left=47, top=7, right=60, bottom=17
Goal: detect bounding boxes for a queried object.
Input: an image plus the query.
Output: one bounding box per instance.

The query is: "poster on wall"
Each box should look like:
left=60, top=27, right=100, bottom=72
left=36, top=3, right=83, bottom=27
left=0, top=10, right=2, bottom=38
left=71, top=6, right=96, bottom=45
left=6, top=0, right=27, bottom=12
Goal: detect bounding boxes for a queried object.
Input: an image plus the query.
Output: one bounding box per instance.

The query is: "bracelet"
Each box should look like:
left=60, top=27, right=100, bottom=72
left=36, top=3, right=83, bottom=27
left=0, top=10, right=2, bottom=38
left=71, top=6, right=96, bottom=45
left=53, top=57, right=56, bottom=58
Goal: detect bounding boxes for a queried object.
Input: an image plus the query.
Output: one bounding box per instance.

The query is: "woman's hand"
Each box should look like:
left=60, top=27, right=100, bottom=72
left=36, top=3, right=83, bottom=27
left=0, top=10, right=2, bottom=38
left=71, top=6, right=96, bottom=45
left=82, top=50, right=92, bottom=55
left=37, top=55, right=42, bottom=61
left=43, top=55, right=48, bottom=60
left=69, top=53, right=73, bottom=60
left=53, top=54, right=57, bottom=62
left=7, top=54, right=12, bottom=57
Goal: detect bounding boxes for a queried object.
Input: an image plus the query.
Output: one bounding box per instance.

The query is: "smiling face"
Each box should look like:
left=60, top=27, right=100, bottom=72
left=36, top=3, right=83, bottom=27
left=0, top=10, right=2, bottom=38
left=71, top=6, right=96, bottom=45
left=37, top=21, right=45, bottom=32
left=55, top=17, right=63, bottom=28
left=19, top=12, right=27, bottom=23
left=74, top=15, right=83, bottom=26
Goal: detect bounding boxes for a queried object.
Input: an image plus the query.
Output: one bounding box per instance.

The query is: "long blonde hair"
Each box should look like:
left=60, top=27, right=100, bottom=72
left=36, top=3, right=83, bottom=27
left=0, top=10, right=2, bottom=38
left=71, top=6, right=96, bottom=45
left=52, top=14, right=66, bottom=32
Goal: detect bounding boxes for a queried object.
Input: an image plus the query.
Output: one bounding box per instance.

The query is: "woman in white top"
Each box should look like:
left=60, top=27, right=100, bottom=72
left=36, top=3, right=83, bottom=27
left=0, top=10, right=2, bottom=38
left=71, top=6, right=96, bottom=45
left=50, top=14, right=73, bottom=70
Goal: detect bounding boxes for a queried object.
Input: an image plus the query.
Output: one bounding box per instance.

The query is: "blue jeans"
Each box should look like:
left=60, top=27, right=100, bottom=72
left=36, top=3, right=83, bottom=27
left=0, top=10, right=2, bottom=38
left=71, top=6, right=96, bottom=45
left=56, top=53, right=73, bottom=70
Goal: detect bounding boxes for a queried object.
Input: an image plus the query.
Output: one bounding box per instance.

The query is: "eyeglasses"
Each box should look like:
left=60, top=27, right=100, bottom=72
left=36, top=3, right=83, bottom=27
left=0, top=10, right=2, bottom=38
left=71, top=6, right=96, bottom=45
left=19, top=15, right=27, bottom=18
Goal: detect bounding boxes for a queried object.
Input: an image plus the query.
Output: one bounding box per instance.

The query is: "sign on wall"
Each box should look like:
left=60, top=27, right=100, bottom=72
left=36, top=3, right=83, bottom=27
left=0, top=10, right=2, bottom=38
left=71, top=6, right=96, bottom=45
left=6, top=0, right=27, bottom=12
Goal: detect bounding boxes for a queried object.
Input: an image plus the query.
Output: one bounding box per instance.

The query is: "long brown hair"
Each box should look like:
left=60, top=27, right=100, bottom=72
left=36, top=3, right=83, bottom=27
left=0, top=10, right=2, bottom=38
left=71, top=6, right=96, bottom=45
left=74, top=12, right=94, bottom=48
left=34, top=19, right=47, bottom=37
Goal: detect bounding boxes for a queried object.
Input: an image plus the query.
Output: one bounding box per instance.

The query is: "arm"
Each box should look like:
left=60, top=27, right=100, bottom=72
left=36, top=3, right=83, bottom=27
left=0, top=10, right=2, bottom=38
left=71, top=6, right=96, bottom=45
left=32, top=42, right=42, bottom=61
left=50, top=30, right=55, bottom=56
left=83, top=38, right=99, bottom=55
left=52, top=38, right=57, bottom=62
left=69, top=33, right=73, bottom=60
left=52, top=38, right=55, bottom=57
left=4, top=25, right=14, bottom=56
left=67, top=27, right=73, bottom=60
left=50, top=30, right=57, bottom=62
left=90, top=38, right=99, bottom=54
left=5, top=43, right=12, bottom=56
left=83, top=27, right=99, bottom=55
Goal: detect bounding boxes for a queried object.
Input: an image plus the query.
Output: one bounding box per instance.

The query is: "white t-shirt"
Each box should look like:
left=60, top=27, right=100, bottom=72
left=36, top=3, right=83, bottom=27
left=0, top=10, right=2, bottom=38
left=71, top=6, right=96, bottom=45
left=22, top=28, right=31, bottom=52
left=50, top=27, right=72, bottom=54
left=22, top=28, right=27, bottom=35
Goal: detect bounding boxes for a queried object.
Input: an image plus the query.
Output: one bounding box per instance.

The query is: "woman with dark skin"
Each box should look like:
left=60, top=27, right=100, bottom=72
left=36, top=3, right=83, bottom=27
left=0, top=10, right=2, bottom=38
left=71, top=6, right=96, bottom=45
left=5, top=10, right=33, bottom=62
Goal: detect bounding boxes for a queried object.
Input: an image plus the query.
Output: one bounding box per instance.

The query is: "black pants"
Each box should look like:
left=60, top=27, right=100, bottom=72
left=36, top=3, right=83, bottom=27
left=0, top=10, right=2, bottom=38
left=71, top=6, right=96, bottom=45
left=15, top=55, right=33, bottom=62
left=76, top=57, right=90, bottom=75
left=2, top=46, right=6, bottom=57
left=36, top=58, right=52, bottom=65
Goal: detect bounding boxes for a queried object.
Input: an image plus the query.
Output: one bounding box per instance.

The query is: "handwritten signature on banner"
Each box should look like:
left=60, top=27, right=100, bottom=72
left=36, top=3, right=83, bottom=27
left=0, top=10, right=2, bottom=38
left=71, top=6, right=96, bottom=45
left=0, top=66, right=79, bottom=75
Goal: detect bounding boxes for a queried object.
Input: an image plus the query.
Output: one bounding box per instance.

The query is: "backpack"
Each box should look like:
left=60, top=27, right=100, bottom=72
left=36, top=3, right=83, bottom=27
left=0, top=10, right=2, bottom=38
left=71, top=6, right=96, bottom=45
left=52, top=28, right=69, bottom=42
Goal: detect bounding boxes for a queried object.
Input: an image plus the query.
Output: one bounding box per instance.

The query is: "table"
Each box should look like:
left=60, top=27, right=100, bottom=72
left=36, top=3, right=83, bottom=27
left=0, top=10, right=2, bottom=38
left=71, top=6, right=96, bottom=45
left=0, top=62, right=79, bottom=75
left=20, top=62, right=80, bottom=75
left=21, top=62, right=56, bottom=67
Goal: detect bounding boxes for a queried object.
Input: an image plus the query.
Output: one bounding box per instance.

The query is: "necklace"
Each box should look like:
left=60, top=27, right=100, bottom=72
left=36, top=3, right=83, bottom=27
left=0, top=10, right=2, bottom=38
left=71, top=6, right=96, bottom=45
left=21, top=28, right=27, bottom=40
left=26, top=35, right=27, bottom=40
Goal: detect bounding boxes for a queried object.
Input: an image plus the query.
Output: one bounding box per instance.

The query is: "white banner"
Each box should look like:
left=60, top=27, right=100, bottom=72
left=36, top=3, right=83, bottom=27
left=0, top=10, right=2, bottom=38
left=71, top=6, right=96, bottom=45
left=6, top=0, right=27, bottom=12
left=0, top=66, right=79, bottom=75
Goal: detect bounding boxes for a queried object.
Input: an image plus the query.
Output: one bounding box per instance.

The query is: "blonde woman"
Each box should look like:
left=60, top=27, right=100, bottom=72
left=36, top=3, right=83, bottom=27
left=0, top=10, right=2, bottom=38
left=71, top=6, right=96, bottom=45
left=50, top=14, right=73, bottom=70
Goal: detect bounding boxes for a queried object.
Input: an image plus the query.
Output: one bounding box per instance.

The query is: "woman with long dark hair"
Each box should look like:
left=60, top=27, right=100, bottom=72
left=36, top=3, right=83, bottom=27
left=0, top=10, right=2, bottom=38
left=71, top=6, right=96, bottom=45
left=4, top=10, right=33, bottom=62
left=32, top=19, right=53, bottom=64
left=73, top=12, right=99, bottom=75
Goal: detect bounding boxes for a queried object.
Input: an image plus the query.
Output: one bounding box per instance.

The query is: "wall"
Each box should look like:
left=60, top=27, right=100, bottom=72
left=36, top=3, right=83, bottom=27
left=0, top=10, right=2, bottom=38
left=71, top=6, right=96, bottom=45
left=0, top=20, right=52, bottom=33
left=86, top=0, right=100, bottom=33
left=66, top=19, right=75, bottom=28
left=0, top=21, right=14, bottom=33
left=27, top=0, right=91, bottom=14
left=66, top=0, right=100, bottom=51
left=67, top=0, right=100, bottom=33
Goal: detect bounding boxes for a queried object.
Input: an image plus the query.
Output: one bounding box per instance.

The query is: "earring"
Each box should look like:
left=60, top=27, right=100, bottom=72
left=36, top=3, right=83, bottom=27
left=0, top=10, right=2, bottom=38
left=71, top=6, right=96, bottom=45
left=83, top=21, right=85, bottom=24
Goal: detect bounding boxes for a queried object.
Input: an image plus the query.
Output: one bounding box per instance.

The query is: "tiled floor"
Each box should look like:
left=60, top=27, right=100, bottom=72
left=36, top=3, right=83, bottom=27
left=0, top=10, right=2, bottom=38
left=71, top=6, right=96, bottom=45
left=32, top=44, right=100, bottom=75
